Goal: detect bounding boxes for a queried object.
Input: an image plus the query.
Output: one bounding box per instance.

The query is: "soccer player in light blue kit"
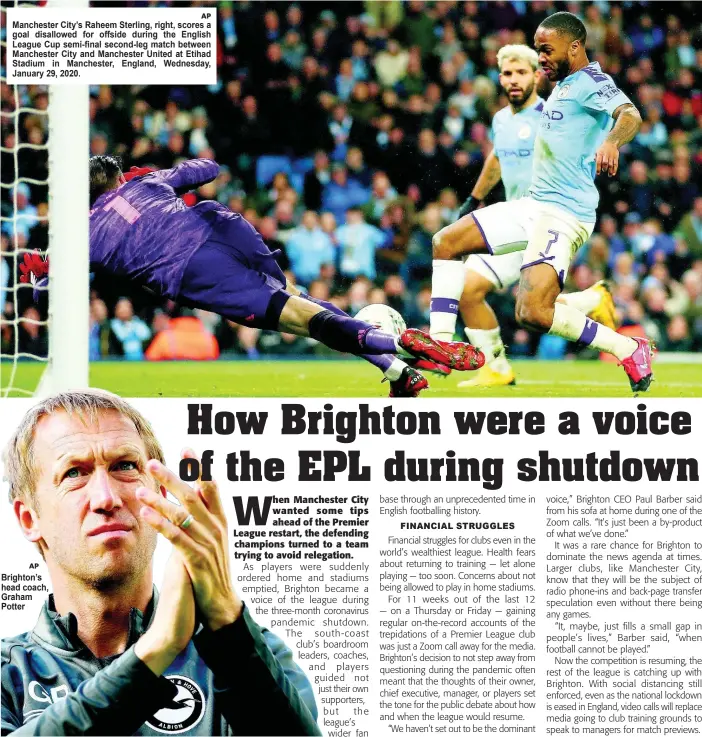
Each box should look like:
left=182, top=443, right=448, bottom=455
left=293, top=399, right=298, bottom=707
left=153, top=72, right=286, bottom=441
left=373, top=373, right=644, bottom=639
left=430, top=12, right=653, bottom=393
left=455, top=44, right=615, bottom=388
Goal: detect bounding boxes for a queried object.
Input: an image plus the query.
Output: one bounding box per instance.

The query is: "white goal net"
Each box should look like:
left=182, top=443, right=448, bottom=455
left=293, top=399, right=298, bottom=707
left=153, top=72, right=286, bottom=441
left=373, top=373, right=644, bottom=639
left=1, top=0, right=89, bottom=398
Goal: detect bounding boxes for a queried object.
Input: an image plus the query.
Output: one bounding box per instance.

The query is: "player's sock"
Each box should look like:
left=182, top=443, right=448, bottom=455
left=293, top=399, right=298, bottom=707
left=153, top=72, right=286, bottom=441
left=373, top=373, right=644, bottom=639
left=301, top=293, right=404, bottom=379
left=308, top=310, right=398, bottom=356
left=382, top=358, right=407, bottom=382
left=430, top=259, right=465, bottom=340
left=549, top=303, right=637, bottom=360
left=558, top=286, right=602, bottom=314
left=464, top=327, right=510, bottom=373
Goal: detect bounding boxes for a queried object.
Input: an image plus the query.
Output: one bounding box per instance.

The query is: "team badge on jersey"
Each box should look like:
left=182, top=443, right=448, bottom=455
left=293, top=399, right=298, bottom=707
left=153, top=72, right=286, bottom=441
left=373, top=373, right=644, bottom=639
left=517, top=124, right=532, bottom=140
left=557, top=84, right=571, bottom=99
left=146, top=676, right=206, bottom=733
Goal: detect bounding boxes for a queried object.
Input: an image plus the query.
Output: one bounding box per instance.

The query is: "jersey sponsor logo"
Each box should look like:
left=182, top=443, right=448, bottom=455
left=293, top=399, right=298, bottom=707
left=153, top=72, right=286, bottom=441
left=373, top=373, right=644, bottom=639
left=541, top=110, right=564, bottom=121
left=556, top=84, right=571, bottom=99
left=517, top=124, right=533, bottom=140
left=146, top=675, right=206, bottom=734
left=496, top=148, right=532, bottom=158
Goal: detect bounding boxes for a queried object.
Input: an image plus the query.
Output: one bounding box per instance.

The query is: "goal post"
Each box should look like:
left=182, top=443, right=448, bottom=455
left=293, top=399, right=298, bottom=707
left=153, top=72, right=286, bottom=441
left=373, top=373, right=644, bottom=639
left=35, top=0, right=90, bottom=395
left=35, top=83, right=90, bottom=396
left=0, top=0, right=90, bottom=398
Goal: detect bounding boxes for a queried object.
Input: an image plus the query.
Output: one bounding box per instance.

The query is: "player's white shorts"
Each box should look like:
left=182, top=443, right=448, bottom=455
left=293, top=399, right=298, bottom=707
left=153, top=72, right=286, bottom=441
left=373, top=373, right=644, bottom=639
left=465, top=251, right=523, bottom=290
left=471, top=197, right=595, bottom=287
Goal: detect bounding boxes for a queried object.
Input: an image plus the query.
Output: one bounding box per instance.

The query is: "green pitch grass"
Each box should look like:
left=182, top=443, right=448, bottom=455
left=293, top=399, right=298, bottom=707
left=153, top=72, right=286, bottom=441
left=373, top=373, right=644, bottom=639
left=2, top=358, right=701, bottom=398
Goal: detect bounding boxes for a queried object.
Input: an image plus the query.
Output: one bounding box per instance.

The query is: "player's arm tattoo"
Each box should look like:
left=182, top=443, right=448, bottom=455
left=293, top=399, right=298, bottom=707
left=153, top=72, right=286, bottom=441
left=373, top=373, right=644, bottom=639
left=520, top=264, right=541, bottom=293
left=606, top=104, right=642, bottom=149
left=471, top=151, right=502, bottom=199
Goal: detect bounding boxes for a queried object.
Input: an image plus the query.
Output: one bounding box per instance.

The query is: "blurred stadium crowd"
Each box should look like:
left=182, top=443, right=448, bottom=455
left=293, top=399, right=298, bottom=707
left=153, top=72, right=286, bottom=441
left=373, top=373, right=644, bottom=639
left=2, top=0, right=701, bottom=362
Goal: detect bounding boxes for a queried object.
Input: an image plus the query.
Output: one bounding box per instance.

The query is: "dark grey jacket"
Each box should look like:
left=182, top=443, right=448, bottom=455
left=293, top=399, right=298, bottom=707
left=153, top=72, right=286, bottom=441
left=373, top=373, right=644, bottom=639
left=1, top=595, right=322, bottom=736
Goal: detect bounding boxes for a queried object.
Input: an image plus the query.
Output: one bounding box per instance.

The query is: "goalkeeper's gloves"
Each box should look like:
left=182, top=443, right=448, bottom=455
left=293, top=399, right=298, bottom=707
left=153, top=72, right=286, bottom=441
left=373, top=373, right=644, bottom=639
left=18, top=251, right=49, bottom=303
left=119, top=166, right=195, bottom=207
left=457, top=195, right=483, bottom=220
left=121, top=166, right=156, bottom=183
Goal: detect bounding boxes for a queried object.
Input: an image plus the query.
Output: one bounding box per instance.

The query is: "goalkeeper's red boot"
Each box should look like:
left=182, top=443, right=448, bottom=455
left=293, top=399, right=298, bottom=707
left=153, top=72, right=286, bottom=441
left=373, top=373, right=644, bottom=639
left=388, top=367, right=429, bottom=398
left=621, top=337, right=654, bottom=394
left=398, top=329, right=485, bottom=371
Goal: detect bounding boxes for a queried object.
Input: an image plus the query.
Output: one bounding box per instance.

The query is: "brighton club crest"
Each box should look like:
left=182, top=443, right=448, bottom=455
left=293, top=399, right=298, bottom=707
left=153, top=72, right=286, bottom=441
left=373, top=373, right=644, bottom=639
left=146, top=676, right=205, bottom=734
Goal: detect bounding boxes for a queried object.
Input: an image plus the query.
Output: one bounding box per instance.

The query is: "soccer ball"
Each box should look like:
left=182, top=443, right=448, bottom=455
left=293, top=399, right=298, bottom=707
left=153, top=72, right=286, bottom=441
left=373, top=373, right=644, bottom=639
left=355, top=303, right=407, bottom=336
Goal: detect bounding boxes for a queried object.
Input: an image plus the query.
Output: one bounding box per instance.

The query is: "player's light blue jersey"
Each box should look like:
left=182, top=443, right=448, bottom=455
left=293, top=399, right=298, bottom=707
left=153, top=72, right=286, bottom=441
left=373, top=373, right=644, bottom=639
left=491, top=97, right=543, bottom=201
left=530, top=61, right=633, bottom=222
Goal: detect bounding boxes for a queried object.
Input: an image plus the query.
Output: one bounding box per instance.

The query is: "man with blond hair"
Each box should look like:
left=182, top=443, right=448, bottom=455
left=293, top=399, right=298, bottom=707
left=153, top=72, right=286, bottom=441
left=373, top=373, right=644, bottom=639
left=1, top=390, right=321, bottom=735
left=451, top=43, right=616, bottom=387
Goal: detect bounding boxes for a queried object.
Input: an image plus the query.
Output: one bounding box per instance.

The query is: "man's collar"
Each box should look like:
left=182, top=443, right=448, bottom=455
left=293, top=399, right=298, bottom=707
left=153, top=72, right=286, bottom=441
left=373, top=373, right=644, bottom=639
left=33, top=590, right=158, bottom=654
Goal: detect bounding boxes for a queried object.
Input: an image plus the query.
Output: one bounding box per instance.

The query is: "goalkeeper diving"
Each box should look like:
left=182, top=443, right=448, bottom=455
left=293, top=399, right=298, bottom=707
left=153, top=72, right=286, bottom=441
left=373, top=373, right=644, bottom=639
left=86, top=156, right=483, bottom=395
